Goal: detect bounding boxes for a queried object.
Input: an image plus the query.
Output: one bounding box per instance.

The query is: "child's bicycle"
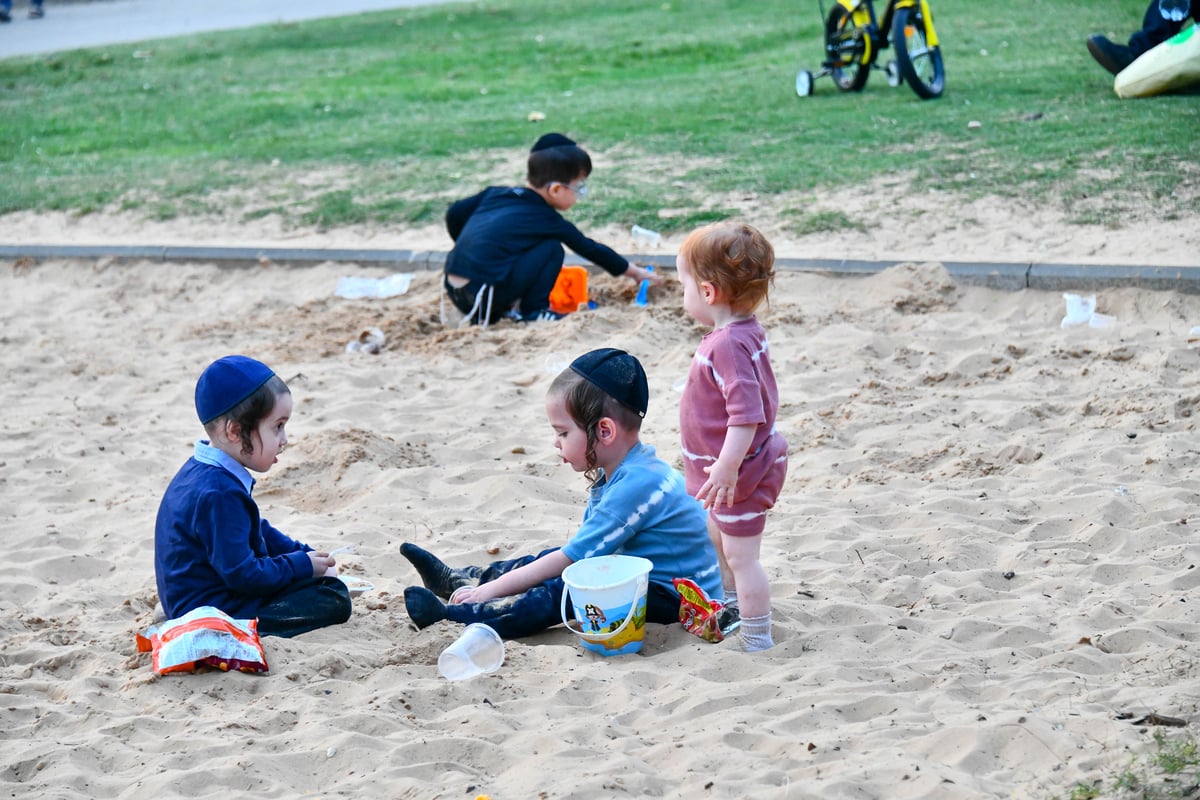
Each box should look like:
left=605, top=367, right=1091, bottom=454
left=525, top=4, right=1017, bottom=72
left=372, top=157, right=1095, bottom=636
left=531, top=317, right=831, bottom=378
left=796, top=0, right=945, bottom=100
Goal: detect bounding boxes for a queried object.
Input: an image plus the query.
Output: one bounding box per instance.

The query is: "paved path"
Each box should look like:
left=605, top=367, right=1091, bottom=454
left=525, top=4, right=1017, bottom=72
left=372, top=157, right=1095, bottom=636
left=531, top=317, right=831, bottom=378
left=3, top=243, right=1199, bottom=293
left=0, top=0, right=443, bottom=59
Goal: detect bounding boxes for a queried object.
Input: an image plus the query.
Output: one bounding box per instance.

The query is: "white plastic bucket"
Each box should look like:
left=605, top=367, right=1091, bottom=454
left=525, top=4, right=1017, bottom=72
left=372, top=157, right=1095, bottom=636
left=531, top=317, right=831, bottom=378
left=559, top=555, right=652, bottom=656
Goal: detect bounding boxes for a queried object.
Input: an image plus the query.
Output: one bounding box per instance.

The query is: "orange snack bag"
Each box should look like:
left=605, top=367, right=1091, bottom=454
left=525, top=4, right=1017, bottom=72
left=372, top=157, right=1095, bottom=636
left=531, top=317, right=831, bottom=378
left=672, top=578, right=725, bottom=643
left=137, top=606, right=268, bottom=675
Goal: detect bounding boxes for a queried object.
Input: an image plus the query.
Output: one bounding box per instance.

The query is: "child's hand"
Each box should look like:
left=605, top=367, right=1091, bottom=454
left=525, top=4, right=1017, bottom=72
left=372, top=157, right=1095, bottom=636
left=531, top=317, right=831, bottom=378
left=697, top=462, right=739, bottom=509
left=627, top=264, right=664, bottom=286
left=309, top=551, right=336, bottom=577
left=450, top=583, right=494, bottom=604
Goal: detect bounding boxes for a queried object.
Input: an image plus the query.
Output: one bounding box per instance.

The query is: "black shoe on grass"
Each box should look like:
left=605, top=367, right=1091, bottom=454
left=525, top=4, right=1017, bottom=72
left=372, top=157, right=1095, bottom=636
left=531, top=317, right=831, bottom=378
left=1086, top=35, right=1135, bottom=75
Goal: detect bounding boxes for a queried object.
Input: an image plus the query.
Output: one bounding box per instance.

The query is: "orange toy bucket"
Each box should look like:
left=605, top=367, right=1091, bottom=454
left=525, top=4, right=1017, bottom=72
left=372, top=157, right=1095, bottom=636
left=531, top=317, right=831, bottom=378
left=549, top=266, right=589, bottom=315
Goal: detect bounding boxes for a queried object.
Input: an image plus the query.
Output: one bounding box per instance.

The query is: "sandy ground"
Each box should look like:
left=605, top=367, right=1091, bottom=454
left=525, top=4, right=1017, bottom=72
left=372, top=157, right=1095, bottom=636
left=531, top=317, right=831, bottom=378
left=5, top=5, right=1200, bottom=799
left=3, top=245, right=1200, bottom=798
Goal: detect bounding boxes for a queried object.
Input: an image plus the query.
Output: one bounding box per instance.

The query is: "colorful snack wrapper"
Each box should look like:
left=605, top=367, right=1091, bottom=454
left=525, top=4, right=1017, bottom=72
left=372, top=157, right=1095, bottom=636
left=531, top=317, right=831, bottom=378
left=136, top=606, right=268, bottom=675
left=673, top=577, right=725, bottom=643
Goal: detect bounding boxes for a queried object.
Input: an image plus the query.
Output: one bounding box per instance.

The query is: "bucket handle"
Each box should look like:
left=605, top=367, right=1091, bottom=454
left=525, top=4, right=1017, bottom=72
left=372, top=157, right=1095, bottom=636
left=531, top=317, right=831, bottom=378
left=559, top=573, right=648, bottom=642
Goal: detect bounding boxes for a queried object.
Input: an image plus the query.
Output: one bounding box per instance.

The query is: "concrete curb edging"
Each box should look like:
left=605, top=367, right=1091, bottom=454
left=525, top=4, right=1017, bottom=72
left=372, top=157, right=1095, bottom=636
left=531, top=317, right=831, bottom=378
left=4, top=245, right=1200, bottom=293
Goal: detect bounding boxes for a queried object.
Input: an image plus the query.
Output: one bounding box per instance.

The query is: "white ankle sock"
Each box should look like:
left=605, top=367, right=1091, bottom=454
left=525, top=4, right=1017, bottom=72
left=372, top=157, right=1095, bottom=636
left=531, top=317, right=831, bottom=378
left=739, top=612, right=773, bottom=652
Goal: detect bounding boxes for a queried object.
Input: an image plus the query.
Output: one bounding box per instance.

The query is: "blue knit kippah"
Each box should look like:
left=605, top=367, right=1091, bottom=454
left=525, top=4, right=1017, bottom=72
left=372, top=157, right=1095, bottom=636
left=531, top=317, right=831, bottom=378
left=195, top=355, right=275, bottom=424
left=569, top=348, right=648, bottom=418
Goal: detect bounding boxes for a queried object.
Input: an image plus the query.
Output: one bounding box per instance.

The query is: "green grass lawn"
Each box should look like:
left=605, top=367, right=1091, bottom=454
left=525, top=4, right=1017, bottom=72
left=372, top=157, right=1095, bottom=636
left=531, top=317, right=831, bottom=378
left=1, top=0, right=1197, bottom=235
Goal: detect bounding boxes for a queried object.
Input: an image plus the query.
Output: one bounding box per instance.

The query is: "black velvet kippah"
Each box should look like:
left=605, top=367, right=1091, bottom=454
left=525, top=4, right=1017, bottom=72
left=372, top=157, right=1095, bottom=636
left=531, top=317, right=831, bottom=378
left=530, top=132, right=577, bottom=152
left=569, top=348, right=648, bottom=418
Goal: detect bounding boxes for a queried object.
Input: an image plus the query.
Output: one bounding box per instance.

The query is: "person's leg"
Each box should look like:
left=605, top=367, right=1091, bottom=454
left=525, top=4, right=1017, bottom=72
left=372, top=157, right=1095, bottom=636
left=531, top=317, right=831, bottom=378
left=1130, top=0, right=1188, bottom=54
left=29, top=0, right=43, bottom=19
left=443, top=274, right=500, bottom=325
left=1087, top=0, right=1168, bottom=74
left=400, top=542, right=559, bottom=596
left=0, top=0, right=11, bottom=23
left=404, top=577, right=566, bottom=639
left=706, top=515, right=736, bottom=608
left=645, top=581, right=682, bottom=625
left=502, top=240, right=565, bottom=319
left=255, top=576, right=353, bottom=638
left=476, top=547, right=560, bottom=583
left=400, top=542, right=483, bottom=599
left=721, top=532, right=773, bottom=651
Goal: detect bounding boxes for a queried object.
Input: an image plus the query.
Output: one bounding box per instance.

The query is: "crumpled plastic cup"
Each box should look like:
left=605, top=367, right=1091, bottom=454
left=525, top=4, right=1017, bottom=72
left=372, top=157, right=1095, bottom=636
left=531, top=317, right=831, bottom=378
left=1061, top=293, right=1116, bottom=329
left=438, top=623, right=505, bottom=681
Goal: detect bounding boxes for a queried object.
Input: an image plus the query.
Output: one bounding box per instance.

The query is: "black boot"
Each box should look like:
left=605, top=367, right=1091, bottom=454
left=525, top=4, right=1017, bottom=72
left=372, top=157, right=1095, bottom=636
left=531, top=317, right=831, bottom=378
left=403, top=586, right=448, bottom=629
left=1086, top=35, right=1136, bottom=75
left=399, top=542, right=482, bottom=599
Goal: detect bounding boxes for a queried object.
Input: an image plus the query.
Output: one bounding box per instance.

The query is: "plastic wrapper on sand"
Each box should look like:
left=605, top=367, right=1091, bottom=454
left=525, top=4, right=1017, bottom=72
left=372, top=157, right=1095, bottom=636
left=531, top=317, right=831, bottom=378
left=136, top=606, right=268, bottom=675
left=673, top=577, right=725, bottom=643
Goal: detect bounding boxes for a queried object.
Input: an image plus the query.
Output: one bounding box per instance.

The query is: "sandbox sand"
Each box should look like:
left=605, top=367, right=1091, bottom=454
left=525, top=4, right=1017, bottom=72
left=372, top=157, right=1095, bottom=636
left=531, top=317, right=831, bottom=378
left=3, top=238, right=1200, bottom=799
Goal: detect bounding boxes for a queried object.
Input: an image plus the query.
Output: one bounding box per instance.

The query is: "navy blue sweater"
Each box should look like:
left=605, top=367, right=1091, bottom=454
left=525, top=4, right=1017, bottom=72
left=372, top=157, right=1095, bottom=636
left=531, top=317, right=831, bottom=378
left=445, top=186, right=629, bottom=283
left=154, top=457, right=313, bottom=619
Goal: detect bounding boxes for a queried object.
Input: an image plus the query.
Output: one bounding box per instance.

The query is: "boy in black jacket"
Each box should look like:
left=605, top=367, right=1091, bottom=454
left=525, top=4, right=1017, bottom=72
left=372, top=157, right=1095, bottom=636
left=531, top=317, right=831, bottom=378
left=443, top=133, right=659, bottom=325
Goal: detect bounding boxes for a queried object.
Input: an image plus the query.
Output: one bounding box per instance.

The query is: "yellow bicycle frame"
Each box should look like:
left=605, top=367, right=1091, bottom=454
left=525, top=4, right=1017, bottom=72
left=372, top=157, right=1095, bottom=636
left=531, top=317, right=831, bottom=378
left=832, top=0, right=939, bottom=63
left=890, top=0, right=940, bottom=48
left=834, top=0, right=874, bottom=64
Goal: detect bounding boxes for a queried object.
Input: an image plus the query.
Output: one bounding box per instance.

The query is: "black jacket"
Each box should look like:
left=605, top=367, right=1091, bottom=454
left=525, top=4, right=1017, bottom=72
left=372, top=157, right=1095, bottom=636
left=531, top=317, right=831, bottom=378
left=445, top=186, right=628, bottom=283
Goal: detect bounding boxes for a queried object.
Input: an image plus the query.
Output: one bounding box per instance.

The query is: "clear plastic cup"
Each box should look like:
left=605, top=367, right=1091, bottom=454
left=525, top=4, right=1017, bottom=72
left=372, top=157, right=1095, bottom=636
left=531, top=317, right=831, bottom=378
left=437, top=623, right=505, bottom=681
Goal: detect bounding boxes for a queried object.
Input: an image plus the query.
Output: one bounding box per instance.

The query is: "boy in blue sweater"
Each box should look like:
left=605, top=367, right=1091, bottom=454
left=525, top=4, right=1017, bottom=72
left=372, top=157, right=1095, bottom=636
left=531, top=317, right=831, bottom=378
left=154, top=356, right=352, bottom=638
left=401, top=348, right=723, bottom=639
left=443, top=133, right=660, bottom=325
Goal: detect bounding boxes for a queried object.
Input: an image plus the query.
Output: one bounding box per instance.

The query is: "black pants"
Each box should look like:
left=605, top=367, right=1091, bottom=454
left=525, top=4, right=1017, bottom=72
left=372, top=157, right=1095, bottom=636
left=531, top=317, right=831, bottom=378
left=256, top=576, right=352, bottom=638
left=445, top=240, right=564, bottom=324
left=1130, top=0, right=1194, bottom=56
left=444, top=548, right=681, bottom=639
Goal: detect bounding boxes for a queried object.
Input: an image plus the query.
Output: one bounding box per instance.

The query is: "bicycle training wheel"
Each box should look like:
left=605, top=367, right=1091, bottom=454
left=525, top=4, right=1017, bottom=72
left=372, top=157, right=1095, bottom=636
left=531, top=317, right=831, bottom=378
left=795, top=69, right=814, bottom=97
left=825, top=4, right=870, bottom=92
left=892, top=5, right=945, bottom=99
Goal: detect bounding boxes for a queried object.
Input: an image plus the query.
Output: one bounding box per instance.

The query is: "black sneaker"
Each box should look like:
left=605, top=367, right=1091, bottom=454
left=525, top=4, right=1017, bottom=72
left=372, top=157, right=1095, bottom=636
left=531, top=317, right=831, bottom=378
left=1086, top=35, right=1135, bottom=75
left=0, top=10, right=11, bottom=22
left=520, top=309, right=564, bottom=323
left=715, top=604, right=741, bottom=637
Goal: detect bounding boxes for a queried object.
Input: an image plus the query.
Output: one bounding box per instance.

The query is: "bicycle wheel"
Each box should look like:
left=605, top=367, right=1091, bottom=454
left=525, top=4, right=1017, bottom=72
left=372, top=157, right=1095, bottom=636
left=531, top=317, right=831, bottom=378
left=825, top=4, right=871, bottom=92
left=892, top=4, right=944, bottom=99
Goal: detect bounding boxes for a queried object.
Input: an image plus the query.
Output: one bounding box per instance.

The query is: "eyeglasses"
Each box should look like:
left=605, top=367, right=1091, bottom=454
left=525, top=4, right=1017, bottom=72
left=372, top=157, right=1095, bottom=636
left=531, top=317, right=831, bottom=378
left=554, top=181, right=588, bottom=197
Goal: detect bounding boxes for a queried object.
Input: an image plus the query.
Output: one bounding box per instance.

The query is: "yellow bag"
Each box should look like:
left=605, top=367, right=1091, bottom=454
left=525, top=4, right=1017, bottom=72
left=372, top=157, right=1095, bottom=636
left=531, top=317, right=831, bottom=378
left=1115, top=23, right=1200, bottom=98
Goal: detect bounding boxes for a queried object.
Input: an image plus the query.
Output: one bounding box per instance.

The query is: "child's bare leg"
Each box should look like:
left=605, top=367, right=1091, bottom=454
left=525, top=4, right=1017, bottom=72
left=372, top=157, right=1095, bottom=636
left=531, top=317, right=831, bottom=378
left=707, top=516, right=736, bottom=604
left=721, top=532, right=773, bottom=651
